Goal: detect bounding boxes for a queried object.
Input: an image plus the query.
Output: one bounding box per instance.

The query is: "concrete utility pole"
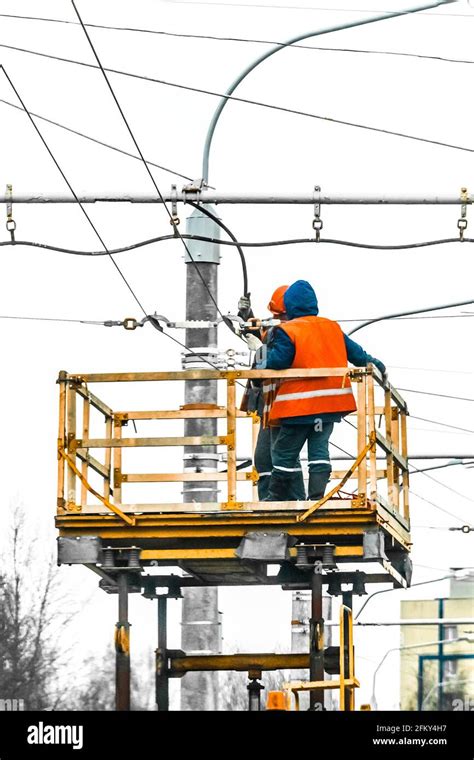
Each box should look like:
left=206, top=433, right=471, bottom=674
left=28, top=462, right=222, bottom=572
left=180, top=206, right=222, bottom=711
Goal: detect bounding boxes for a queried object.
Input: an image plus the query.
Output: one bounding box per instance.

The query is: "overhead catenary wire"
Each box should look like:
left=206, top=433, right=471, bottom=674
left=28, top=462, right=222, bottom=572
left=4, top=12, right=474, bottom=66
left=0, top=88, right=234, bottom=371
left=410, top=416, right=474, bottom=434
left=2, top=42, right=474, bottom=156
left=0, top=98, right=193, bottom=182
left=348, top=297, right=474, bottom=335
left=186, top=201, right=249, bottom=297
left=399, top=388, right=474, bottom=402
left=354, top=574, right=456, bottom=621
left=410, top=490, right=468, bottom=525
left=2, top=234, right=474, bottom=256
left=70, top=1, right=242, bottom=337
left=407, top=460, right=474, bottom=474
left=0, top=66, right=148, bottom=318
left=160, top=1, right=469, bottom=15
left=409, top=464, right=474, bottom=503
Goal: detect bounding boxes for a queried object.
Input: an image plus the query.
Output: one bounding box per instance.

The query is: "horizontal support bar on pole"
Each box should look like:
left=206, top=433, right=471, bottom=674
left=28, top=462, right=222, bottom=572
left=286, top=679, right=359, bottom=691
left=3, top=191, right=473, bottom=205
left=169, top=652, right=310, bottom=675
left=76, top=435, right=229, bottom=448
left=123, top=472, right=253, bottom=482
left=68, top=368, right=363, bottom=382
left=120, top=470, right=384, bottom=482
left=114, top=408, right=250, bottom=420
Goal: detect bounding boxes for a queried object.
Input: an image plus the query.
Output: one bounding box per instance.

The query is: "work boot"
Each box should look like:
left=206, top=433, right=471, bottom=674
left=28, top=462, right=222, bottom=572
left=257, top=475, right=271, bottom=501
left=264, top=471, right=292, bottom=501
left=289, top=471, right=306, bottom=501
left=308, top=469, right=331, bottom=501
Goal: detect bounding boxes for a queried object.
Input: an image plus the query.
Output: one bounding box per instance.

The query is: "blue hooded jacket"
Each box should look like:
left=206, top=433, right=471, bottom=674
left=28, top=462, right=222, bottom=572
left=259, top=280, right=386, bottom=424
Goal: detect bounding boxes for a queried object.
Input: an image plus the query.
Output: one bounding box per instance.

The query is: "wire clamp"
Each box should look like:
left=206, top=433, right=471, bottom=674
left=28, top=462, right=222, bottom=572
left=182, top=178, right=205, bottom=203
left=170, top=184, right=180, bottom=235
left=5, top=184, right=16, bottom=242
left=312, top=184, right=323, bottom=242
left=457, top=187, right=469, bottom=241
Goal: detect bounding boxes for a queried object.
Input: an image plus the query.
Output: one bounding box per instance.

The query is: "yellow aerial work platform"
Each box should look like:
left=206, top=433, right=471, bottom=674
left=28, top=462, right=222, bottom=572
left=56, top=365, right=411, bottom=587
left=55, top=365, right=411, bottom=711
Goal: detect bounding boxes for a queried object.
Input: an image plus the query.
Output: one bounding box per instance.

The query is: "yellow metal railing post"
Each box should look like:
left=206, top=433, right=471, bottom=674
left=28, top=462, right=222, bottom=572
left=113, top=414, right=123, bottom=504
left=366, top=374, right=378, bottom=499
left=401, top=411, right=410, bottom=521
left=57, top=371, right=67, bottom=512
left=226, top=378, right=237, bottom=505
left=104, top=415, right=113, bottom=500
left=81, top=396, right=90, bottom=508
left=251, top=411, right=260, bottom=502
left=357, top=374, right=367, bottom=502
left=339, top=604, right=356, bottom=711
left=66, top=381, right=77, bottom=510
left=384, top=387, right=395, bottom=508
left=391, top=407, right=400, bottom=512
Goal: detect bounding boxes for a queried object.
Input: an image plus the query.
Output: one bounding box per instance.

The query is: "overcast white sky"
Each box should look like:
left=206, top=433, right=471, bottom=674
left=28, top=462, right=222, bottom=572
left=0, top=0, right=473, bottom=710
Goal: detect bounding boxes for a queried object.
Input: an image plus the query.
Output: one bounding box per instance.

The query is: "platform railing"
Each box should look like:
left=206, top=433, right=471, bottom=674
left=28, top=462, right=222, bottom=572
left=56, top=366, right=409, bottom=523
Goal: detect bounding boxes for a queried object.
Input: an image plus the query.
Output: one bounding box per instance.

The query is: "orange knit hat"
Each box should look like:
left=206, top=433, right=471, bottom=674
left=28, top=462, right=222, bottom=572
left=267, top=285, right=289, bottom=316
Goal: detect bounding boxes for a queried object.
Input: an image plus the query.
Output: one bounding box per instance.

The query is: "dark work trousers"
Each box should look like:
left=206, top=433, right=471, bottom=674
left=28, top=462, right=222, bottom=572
left=268, top=420, right=334, bottom=501
left=254, top=424, right=306, bottom=500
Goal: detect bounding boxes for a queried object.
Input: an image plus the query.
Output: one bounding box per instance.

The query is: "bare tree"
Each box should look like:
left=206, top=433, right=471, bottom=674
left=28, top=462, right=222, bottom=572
left=0, top=505, right=76, bottom=709
left=70, top=648, right=155, bottom=711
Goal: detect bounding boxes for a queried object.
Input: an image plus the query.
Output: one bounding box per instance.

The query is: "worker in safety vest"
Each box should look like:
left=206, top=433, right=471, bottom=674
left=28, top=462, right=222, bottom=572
left=239, top=286, right=306, bottom=501
left=258, top=280, right=386, bottom=502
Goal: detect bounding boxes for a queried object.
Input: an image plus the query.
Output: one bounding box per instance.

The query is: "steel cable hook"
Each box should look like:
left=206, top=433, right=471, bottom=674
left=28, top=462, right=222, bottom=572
left=457, top=187, right=469, bottom=241
left=312, top=184, right=323, bottom=242
left=5, top=184, right=16, bottom=242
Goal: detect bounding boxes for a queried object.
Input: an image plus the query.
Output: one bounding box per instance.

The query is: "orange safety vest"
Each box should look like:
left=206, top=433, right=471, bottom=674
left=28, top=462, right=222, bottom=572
left=268, top=316, right=356, bottom=422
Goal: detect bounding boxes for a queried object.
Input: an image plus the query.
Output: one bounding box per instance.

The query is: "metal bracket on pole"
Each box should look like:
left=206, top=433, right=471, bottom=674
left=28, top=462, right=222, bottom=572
left=313, top=185, right=323, bottom=242
left=183, top=178, right=205, bottom=203
left=181, top=345, right=219, bottom=370
left=458, top=187, right=469, bottom=241
left=5, top=184, right=16, bottom=242
left=170, top=184, right=180, bottom=236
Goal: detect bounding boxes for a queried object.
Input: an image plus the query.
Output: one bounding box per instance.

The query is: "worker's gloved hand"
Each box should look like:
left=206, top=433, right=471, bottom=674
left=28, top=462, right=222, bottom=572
left=244, top=334, right=263, bottom=352
left=237, top=294, right=251, bottom=319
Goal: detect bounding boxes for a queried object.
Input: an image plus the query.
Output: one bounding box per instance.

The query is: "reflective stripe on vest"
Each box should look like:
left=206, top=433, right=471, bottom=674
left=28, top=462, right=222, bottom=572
left=268, top=315, right=356, bottom=421
left=274, top=387, right=353, bottom=402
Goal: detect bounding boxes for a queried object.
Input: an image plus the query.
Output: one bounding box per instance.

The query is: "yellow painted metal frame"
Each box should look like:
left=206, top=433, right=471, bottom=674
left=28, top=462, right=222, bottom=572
left=284, top=605, right=358, bottom=711
left=56, top=366, right=411, bottom=560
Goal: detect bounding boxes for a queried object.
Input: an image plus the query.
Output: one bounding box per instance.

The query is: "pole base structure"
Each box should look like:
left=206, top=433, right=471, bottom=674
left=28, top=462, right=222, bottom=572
left=115, top=572, right=131, bottom=711
left=156, top=595, right=169, bottom=711
left=309, top=561, right=325, bottom=710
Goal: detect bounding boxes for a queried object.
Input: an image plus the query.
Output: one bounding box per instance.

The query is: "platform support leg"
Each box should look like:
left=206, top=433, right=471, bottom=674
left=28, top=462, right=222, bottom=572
left=156, top=596, right=169, bottom=711
left=341, top=591, right=353, bottom=711
left=115, top=572, right=131, bottom=711
left=309, top=562, right=325, bottom=711
left=247, top=670, right=264, bottom=711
